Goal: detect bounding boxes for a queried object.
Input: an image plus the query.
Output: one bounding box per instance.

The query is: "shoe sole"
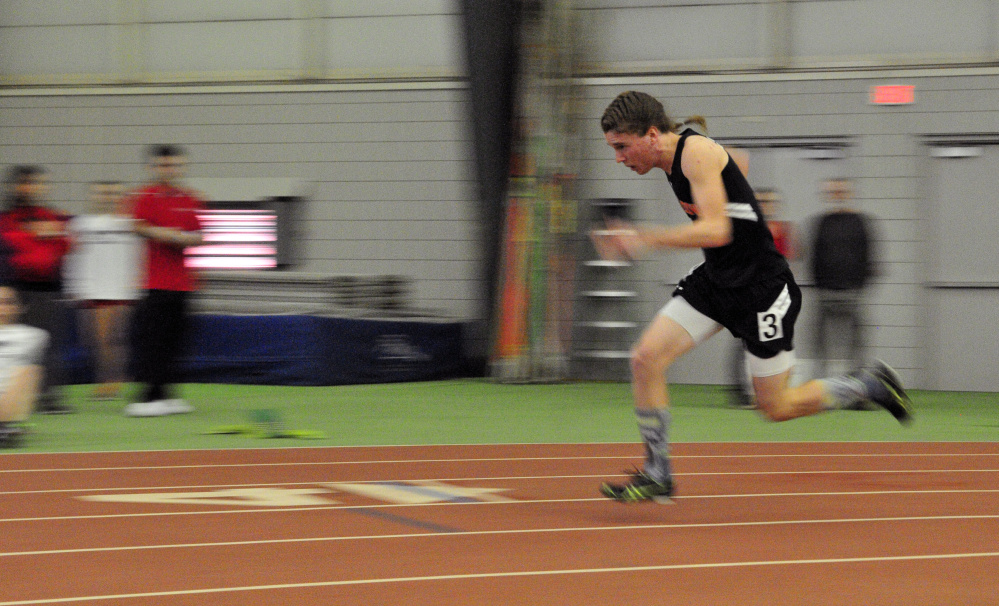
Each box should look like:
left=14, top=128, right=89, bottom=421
left=123, top=404, right=170, bottom=417
left=600, top=483, right=676, bottom=504
left=872, top=360, right=913, bottom=425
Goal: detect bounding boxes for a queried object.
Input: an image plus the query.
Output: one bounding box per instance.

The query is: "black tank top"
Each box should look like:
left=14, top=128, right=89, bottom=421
left=666, top=129, right=789, bottom=287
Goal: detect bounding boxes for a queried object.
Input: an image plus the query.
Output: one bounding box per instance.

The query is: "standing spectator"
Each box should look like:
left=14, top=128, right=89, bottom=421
left=810, top=177, right=877, bottom=380
left=65, top=181, right=143, bottom=401
left=0, top=285, right=49, bottom=447
left=759, top=189, right=797, bottom=261
left=728, top=188, right=797, bottom=408
left=125, top=145, right=204, bottom=417
left=0, top=165, right=73, bottom=414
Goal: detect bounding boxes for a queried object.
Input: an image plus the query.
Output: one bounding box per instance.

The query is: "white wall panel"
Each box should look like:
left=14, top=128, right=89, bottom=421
left=577, top=0, right=751, bottom=6
left=794, top=0, right=995, bottom=59
left=586, top=4, right=766, bottom=64
left=2, top=0, right=998, bottom=84
left=144, top=0, right=300, bottom=21
left=146, top=21, right=304, bottom=73
left=0, top=0, right=117, bottom=26
left=323, top=14, right=463, bottom=73
left=0, top=1, right=463, bottom=82
left=0, top=25, right=117, bottom=76
left=323, top=1, right=455, bottom=18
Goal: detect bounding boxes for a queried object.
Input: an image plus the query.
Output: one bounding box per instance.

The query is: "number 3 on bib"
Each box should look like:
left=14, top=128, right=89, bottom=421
left=757, top=283, right=792, bottom=342
left=757, top=311, right=783, bottom=342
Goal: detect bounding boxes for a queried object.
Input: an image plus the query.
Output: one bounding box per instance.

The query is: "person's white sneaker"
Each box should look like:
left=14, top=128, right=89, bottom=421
left=123, top=401, right=172, bottom=417
left=163, top=399, right=194, bottom=415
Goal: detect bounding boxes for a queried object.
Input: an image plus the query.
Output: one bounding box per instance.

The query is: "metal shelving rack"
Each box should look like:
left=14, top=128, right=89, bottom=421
left=570, top=198, right=641, bottom=381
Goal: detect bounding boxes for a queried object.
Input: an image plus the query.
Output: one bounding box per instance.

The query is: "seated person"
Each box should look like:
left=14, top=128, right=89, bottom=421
left=0, top=285, right=49, bottom=447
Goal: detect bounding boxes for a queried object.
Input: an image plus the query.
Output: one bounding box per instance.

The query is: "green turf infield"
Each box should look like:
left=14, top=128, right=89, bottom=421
left=8, top=380, right=998, bottom=453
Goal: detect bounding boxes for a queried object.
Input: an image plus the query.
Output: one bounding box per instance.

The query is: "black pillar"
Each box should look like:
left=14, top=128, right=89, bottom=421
left=460, top=0, right=522, bottom=372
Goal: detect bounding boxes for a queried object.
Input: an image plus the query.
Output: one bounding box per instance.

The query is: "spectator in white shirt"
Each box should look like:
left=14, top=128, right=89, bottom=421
left=0, top=285, right=48, bottom=447
left=65, top=181, right=142, bottom=401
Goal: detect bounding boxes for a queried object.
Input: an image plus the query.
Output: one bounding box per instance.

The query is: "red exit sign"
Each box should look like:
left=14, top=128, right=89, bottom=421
left=870, top=85, right=915, bottom=105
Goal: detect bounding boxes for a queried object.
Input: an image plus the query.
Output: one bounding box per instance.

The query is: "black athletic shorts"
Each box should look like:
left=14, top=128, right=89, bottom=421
left=672, top=265, right=801, bottom=359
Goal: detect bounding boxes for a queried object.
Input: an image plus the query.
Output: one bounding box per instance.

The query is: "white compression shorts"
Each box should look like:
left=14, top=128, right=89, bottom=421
left=659, top=297, right=795, bottom=378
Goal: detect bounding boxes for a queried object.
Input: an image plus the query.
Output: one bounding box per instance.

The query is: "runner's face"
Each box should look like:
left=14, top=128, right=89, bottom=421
left=605, top=130, right=657, bottom=175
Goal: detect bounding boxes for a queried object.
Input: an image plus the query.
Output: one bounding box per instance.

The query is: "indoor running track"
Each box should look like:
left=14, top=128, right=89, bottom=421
left=1, top=442, right=997, bottom=605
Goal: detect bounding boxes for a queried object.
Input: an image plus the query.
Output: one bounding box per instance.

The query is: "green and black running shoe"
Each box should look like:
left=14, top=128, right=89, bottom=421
left=851, top=360, right=913, bottom=425
left=846, top=360, right=912, bottom=425
left=600, top=470, right=675, bottom=504
left=869, top=360, right=913, bottom=424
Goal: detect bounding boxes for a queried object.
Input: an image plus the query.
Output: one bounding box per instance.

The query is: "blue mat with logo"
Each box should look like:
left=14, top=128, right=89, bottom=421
left=66, top=313, right=468, bottom=386
left=181, top=314, right=467, bottom=386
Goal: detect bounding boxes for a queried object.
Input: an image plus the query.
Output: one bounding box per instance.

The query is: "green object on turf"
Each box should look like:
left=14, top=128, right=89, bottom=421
left=249, top=408, right=284, bottom=437
left=204, top=425, right=252, bottom=435
left=203, top=409, right=326, bottom=440
left=204, top=424, right=326, bottom=440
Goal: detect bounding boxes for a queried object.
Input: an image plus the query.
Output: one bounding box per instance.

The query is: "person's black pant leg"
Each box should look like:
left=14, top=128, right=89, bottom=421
left=134, top=290, right=189, bottom=402
left=158, top=291, right=189, bottom=394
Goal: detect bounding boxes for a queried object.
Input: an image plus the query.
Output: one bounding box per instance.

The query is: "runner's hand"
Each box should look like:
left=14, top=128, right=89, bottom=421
left=590, top=218, right=645, bottom=261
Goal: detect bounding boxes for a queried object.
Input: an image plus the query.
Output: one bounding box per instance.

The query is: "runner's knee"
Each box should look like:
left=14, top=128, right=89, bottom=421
left=748, top=351, right=796, bottom=421
left=630, top=343, right=674, bottom=382
left=755, top=396, right=796, bottom=422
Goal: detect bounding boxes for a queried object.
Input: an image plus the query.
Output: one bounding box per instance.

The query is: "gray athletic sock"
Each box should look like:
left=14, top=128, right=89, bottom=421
left=820, top=374, right=868, bottom=409
left=635, top=407, right=672, bottom=483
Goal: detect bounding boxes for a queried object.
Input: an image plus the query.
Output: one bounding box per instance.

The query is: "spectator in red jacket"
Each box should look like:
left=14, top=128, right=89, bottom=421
left=0, top=165, right=73, bottom=414
left=124, top=145, right=204, bottom=418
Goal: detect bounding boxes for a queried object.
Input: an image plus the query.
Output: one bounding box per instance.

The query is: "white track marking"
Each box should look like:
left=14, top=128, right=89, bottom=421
left=325, top=481, right=513, bottom=504
left=3, top=467, right=998, bottom=497
left=1, top=551, right=998, bottom=604
left=3, top=473, right=999, bottom=497
left=1, top=451, right=997, bottom=475
left=2, top=513, right=999, bottom=559
left=2, top=486, right=999, bottom=524
left=591, top=469, right=999, bottom=478
left=80, top=488, right=337, bottom=507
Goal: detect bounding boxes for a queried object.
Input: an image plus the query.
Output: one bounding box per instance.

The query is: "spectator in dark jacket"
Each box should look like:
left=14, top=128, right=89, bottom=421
left=809, top=177, right=877, bottom=381
left=0, top=165, right=73, bottom=414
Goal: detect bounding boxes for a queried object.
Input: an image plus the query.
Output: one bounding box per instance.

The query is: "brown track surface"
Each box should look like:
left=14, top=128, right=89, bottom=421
left=1, top=442, right=996, bottom=605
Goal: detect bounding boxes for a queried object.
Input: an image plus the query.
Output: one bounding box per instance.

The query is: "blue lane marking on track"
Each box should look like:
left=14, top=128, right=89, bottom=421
left=346, top=507, right=463, bottom=534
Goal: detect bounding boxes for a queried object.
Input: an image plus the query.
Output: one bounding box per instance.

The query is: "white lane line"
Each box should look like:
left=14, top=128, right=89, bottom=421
left=4, top=474, right=999, bottom=497
left=1, top=452, right=997, bottom=474
left=2, top=513, right=999, bottom=559
left=1, top=551, right=998, bottom=604
left=2, top=488, right=999, bottom=524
